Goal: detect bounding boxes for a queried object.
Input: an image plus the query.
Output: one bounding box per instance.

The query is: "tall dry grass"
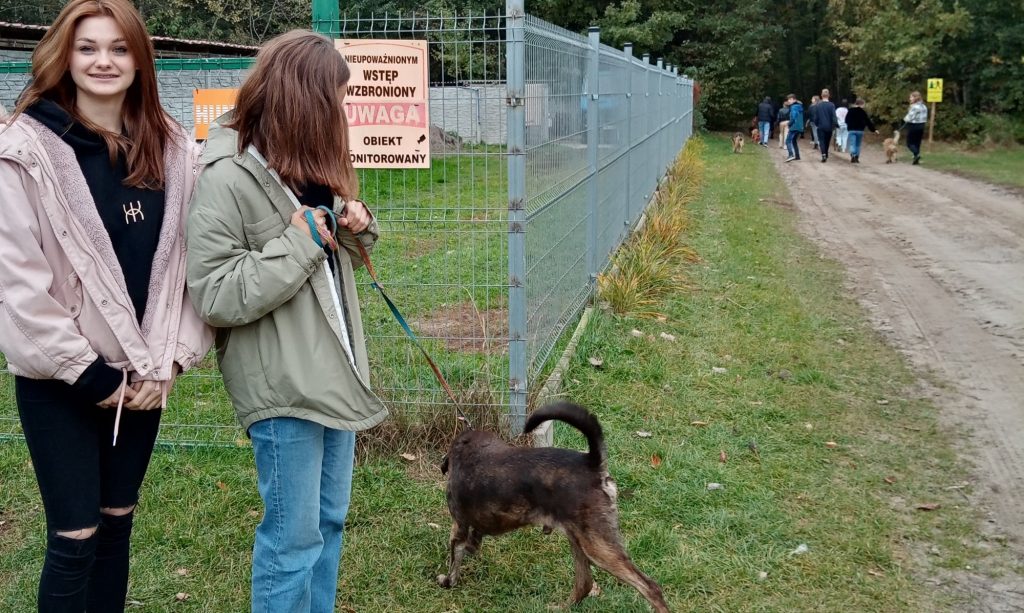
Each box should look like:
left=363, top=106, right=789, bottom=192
left=598, top=137, right=704, bottom=315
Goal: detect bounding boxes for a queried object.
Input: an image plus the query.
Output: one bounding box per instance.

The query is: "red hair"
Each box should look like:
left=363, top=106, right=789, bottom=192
left=12, top=0, right=173, bottom=189
left=227, top=30, right=358, bottom=200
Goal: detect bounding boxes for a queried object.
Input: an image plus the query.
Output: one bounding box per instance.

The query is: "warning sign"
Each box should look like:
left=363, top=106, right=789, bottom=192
left=193, top=88, right=238, bottom=140
left=337, top=39, right=430, bottom=168
left=927, top=78, right=943, bottom=103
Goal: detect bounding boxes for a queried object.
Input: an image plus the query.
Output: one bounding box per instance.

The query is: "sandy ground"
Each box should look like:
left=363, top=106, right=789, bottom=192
left=770, top=137, right=1024, bottom=610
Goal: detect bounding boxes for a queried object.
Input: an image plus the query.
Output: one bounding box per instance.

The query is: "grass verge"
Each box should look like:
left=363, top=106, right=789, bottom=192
left=0, top=134, right=984, bottom=611
left=922, top=142, right=1024, bottom=189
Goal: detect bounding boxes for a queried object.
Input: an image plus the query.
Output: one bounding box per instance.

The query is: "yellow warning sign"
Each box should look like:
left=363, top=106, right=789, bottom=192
left=927, top=78, right=943, bottom=103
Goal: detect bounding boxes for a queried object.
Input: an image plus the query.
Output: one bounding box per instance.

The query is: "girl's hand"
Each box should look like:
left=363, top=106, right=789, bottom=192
left=98, top=381, right=137, bottom=409
left=126, top=380, right=163, bottom=410
left=290, top=205, right=330, bottom=240
left=340, top=200, right=371, bottom=234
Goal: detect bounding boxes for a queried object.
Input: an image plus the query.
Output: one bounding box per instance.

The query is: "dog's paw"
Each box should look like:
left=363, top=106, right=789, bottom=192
left=437, top=574, right=452, bottom=588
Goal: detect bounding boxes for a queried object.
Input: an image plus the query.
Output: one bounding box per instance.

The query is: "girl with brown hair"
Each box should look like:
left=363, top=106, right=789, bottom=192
left=186, top=29, right=387, bottom=613
left=901, top=90, right=928, bottom=164
left=0, top=0, right=213, bottom=610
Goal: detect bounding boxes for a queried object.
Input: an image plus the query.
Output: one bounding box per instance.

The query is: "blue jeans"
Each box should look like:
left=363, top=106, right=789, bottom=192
left=758, top=121, right=771, bottom=144
left=249, top=418, right=356, bottom=613
left=848, top=131, right=864, bottom=156
left=786, top=130, right=802, bottom=159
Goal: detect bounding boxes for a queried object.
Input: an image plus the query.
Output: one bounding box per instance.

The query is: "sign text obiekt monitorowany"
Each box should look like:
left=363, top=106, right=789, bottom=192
left=337, top=40, right=430, bottom=169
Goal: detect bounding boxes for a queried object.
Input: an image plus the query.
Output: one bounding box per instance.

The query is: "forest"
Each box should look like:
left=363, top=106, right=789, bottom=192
left=2, top=0, right=1021, bottom=141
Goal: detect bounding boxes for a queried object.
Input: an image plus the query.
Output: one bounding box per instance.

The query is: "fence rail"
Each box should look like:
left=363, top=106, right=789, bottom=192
left=0, top=5, right=692, bottom=445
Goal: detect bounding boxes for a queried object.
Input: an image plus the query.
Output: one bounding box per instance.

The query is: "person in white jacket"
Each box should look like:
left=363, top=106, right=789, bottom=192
left=0, top=1, right=212, bottom=610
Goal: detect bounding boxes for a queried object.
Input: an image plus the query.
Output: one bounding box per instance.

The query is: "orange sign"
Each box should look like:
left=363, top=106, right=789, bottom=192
left=336, top=39, right=430, bottom=168
left=193, top=88, right=238, bottom=140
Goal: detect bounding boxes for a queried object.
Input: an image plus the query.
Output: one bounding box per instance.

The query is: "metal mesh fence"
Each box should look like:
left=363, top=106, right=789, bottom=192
left=0, top=6, right=692, bottom=445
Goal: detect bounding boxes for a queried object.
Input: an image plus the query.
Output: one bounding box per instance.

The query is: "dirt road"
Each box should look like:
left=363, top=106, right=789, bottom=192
left=771, top=140, right=1024, bottom=609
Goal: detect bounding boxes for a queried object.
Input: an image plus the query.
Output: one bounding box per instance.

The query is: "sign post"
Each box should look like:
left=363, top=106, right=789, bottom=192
left=926, top=77, right=943, bottom=144
left=336, top=39, right=431, bottom=168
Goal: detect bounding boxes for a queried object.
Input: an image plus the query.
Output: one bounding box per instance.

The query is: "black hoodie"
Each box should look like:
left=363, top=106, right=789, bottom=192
left=26, top=99, right=165, bottom=324
left=25, top=99, right=166, bottom=403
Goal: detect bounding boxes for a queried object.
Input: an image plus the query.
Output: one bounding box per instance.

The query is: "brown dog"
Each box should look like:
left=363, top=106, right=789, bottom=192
left=883, top=130, right=900, bottom=163
left=732, top=132, right=745, bottom=153
left=750, top=127, right=761, bottom=144
left=439, top=402, right=669, bottom=612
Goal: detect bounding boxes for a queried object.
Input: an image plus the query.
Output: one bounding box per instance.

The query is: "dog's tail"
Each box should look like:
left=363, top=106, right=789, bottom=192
left=523, top=402, right=606, bottom=469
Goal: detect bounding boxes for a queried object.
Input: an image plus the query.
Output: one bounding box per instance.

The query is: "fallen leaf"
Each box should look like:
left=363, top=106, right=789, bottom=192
left=757, top=571, right=768, bottom=581
left=400, top=452, right=417, bottom=462
left=248, top=510, right=261, bottom=518
left=825, top=441, right=838, bottom=449
left=174, top=592, right=190, bottom=602
left=655, top=315, right=667, bottom=322
left=719, top=450, right=728, bottom=463
left=630, top=329, right=644, bottom=337
left=776, top=369, right=792, bottom=380
left=636, top=431, right=653, bottom=438
left=789, top=543, right=809, bottom=556
left=868, top=568, right=885, bottom=577
left=126, top=599, right=145, bottom=607
left=216, top=481, right=228, bottom=491
left=691, top=420, right=708, bottom=427
left=659, top=332, right=676, bottom=342
left=750, top=401, right=763, bottom=406
left=916, top=503, right=942, bottom=511
left=706, top=482, right=723, bottom=491
left=804, top=423, right=814, bottom=430
left=427, top=522, right=441, bottom=529
left=175, top=568, right=189, bottom=577
left=588, top=356, right=604, bottom=368
left=876, top=399, right=890, bottom=405
left=884, top=476, right=897, bottom=484
left=711, top=366, right=727, bottom=374
left=650, top=454, right=662, bottom=468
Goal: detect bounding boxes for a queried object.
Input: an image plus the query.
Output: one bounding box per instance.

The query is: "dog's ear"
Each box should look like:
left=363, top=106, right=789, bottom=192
left=440, top=455, right=449, bottom=475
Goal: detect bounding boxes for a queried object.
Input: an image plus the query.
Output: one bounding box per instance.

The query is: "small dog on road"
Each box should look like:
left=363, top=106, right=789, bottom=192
left=883, top=130, right=900, bottom=163
left=438, top=402, right=670, bottom=612
left=732, top=132, right=745, bottom=153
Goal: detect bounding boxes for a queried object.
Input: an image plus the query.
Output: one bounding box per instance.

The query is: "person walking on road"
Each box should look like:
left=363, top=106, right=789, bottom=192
left=835, top=98, right=849, bottom=153
left=811, top=89, right=837, bottom=162
left=757, top=96, right=774, bottom=147
left=807, top=95, right=820, bottom=150
left=901, top=90, right=928, bottom=165
left=785, top=93, right=804, bottom=162
left=777, top=99, right=791, bottom=149
left=844, top=98, right=878, bottom=163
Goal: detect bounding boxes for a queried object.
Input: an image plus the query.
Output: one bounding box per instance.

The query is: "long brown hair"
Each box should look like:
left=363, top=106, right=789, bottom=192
left=227, top=29, right=358, bottom=200
left=12, top=0, right=172, bottom=189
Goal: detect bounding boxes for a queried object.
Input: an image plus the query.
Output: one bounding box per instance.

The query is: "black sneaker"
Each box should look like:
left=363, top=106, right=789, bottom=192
left=821, top=155, right=827, bottom=163
left=912, top=155, right=920, bottom=165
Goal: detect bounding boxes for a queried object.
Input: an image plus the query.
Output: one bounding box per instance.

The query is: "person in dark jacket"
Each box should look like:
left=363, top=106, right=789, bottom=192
left=756, top=97, right=774, bottom=146
left=811, top=89, right=837, bottom=162
left=807, top=95, right=820, bottom=149
left=844, top=98, right=878, bottom=163
left=785, top=94, right=804, bottom=162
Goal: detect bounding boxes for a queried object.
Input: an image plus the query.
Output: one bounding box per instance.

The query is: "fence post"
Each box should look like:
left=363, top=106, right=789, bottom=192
left=312, top=0, right=338, bottom=36
left=623, top=43, right=633, bottom=233
left=506, top=0, right=528, bottom=434
left=586, top=27, right=600, bottom=282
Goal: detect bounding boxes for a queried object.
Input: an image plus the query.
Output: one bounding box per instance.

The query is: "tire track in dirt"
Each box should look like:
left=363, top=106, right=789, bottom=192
left=769, top=143, right=1024, bottom=610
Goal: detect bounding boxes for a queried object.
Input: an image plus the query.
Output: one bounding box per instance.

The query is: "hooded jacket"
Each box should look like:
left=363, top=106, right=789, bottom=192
left=185, top=118, right=388, bottom=432
left=0, top=111, right=214, bottom=404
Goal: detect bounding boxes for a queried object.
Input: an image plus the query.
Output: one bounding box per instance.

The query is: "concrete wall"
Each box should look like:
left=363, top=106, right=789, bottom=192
left=0, top=68, right=508, bottom=145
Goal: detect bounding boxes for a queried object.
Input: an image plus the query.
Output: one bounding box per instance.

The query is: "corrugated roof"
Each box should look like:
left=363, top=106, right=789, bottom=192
left=0, top=21, right=259, bottom=54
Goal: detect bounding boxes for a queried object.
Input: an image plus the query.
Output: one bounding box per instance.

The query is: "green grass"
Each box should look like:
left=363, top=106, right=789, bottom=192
left=0, top=135, right=993, bottom=611
left=922, top=142, right=1024, bottom=189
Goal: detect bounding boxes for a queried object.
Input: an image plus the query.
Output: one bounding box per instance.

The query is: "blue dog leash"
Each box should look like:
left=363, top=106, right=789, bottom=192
left=313, top=205, right=473, bottom=428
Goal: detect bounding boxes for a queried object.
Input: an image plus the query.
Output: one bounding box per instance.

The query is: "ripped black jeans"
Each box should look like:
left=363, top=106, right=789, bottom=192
left=16, top=376, right=161, bottom=613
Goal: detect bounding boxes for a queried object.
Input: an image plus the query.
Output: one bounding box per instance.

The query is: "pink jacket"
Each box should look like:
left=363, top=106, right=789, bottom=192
left=0, top=115, right=214, bottom=403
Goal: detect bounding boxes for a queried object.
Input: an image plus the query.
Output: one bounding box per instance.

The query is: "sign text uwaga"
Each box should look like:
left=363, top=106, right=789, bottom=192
left=337, top=40, right=430, bottom=169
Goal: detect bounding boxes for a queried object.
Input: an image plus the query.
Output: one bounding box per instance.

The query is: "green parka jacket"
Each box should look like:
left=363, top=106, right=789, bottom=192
left=185, top=118, right=387, bottom=432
